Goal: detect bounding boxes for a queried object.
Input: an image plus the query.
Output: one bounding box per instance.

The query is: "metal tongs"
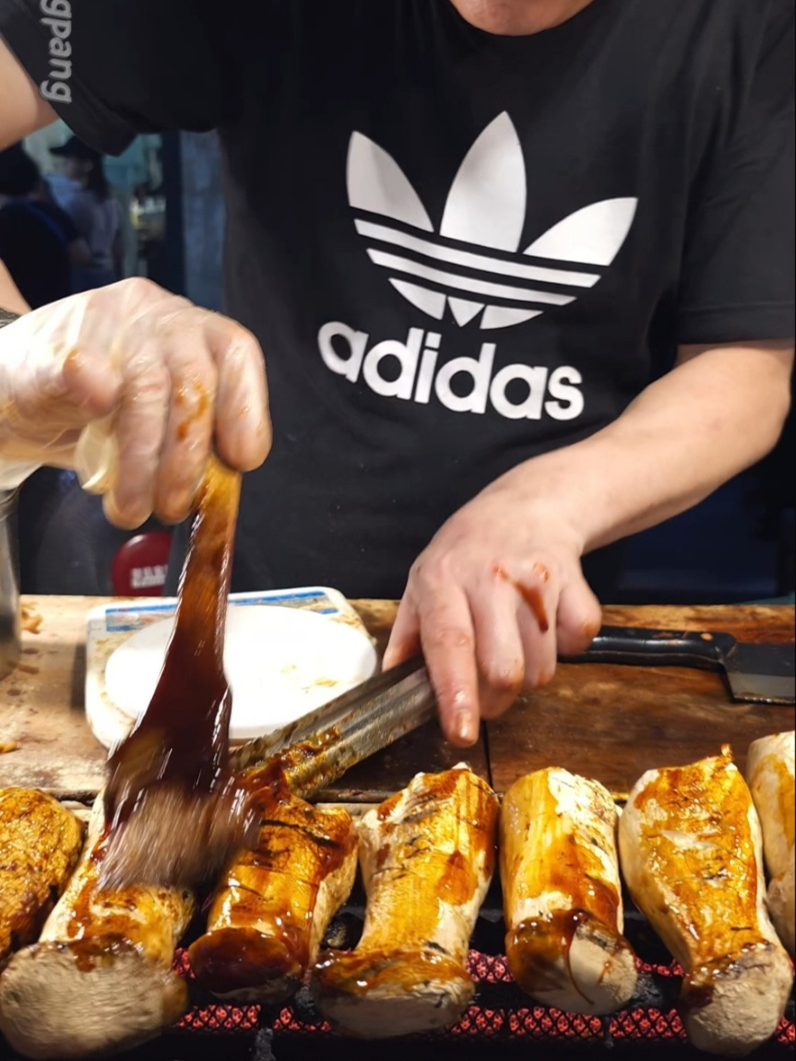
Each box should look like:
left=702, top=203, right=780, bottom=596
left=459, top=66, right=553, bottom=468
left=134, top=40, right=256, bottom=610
left=229, top=655, right=437, bottom=798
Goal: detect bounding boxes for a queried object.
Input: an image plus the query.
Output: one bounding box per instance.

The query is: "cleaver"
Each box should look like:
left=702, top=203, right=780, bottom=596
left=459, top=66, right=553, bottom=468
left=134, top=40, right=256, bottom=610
left=562, top=626, right=795, bottom=705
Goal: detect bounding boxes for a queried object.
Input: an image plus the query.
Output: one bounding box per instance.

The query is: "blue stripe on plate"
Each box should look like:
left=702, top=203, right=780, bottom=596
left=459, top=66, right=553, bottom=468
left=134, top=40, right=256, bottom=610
left=103, top=590, right=340, bottom=632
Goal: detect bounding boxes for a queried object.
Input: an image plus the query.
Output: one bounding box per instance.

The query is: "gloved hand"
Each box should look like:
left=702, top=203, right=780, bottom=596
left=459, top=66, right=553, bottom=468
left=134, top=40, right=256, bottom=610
left=0, top=278, right=270, bottom=526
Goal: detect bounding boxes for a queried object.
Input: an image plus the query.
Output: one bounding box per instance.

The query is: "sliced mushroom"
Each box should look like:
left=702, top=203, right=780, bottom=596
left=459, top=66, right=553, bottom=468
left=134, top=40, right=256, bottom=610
left=0, top=797, right=193, bottom=1059
left=746, top=730, right=795, bottom=958
left=0, top=788, right=84, bottom=968
left=501, top=767, right=637, bottom=1014
left=189, top=785, right=357, bottom=1003
left=619, top=747, right=793, bottom=1057
left=311, top=764, right=499, bottom=1038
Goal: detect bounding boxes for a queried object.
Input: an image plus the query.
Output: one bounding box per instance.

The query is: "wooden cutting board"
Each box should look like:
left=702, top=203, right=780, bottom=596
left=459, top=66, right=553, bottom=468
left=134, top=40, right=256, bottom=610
left=307, top=600, right=795, bottom=801
left=0, top=597, right=792, bottom=803
left=486, top=603, right=795, bottom=799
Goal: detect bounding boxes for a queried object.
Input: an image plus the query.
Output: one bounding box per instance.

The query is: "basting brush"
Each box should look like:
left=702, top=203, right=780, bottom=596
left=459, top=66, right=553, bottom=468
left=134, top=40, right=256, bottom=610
left=98, top=454, right=258, bottom=890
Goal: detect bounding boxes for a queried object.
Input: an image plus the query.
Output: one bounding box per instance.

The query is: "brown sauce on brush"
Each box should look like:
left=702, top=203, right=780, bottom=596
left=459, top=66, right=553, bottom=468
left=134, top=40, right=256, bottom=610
left=103, top=454, right=240, bottom=834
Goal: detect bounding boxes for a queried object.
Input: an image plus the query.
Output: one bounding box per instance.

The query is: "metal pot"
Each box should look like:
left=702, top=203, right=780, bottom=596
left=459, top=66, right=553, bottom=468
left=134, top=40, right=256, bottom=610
left=0, top=488, right=20, bottom=680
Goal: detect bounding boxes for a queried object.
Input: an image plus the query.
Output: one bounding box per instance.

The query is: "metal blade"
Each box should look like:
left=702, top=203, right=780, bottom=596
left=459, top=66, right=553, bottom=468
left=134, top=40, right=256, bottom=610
left=725, top=643, right=795, bottom=705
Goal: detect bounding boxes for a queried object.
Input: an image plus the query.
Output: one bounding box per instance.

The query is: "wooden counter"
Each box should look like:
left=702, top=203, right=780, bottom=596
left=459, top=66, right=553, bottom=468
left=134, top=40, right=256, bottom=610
left=1, top=596, right=793, bottom=803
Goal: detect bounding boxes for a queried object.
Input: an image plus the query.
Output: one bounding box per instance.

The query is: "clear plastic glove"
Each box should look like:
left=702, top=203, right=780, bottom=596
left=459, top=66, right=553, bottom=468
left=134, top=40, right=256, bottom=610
left=0, top=278, right=271, bottom=526
left=382, top=484, right=603, bottom=747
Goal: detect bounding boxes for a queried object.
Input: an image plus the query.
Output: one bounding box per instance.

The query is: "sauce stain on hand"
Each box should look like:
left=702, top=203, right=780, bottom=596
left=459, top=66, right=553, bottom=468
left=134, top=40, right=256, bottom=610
left=495, top=565, right=550, bottom=632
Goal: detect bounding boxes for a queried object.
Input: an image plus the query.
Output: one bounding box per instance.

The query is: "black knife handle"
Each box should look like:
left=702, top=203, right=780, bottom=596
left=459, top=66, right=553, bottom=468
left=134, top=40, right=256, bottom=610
left=561, top=626, right=738, bottom=672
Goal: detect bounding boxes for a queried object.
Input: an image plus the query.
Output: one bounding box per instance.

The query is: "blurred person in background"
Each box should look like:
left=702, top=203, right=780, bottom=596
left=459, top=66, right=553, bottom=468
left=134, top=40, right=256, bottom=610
left=0, top=142, right=89, bottom=307
left=50, top=134, right=122, bottom=290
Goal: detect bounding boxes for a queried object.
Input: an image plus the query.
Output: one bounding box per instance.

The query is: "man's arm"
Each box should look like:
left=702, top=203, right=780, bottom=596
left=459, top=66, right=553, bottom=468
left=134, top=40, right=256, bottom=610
left=0, top=35, right=56, bottom=148
left=495, top=340, right=794, bottom=552
left=0, top=36, right=56, bottom=309
left=384, top=340, right=794, bottom=744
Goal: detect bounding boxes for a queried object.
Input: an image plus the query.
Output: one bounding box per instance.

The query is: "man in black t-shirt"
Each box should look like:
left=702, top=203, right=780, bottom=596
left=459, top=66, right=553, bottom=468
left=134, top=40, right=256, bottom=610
left=0, top=0, right=793, bottom=744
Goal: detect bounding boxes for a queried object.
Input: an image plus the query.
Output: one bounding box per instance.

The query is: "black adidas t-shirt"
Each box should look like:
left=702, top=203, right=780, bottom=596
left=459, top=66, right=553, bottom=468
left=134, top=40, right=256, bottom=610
left=2, top=0, right=794, bottom=598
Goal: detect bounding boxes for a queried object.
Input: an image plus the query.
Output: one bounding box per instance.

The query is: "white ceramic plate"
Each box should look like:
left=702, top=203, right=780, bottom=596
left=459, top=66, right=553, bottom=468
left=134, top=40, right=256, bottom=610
left=103, top=605, right=378, bottom=741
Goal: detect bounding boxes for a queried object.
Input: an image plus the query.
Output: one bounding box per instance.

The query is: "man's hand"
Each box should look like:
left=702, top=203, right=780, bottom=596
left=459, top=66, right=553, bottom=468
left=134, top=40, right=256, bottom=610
left=383, top=485, right=602, bottom=747
left=0, top=278, right=271, bottom=526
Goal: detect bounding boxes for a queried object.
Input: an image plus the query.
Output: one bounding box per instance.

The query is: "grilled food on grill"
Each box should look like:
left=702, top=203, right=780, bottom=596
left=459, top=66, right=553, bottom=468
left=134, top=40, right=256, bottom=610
left=746, top=730, right=795, bottom=958
left=189, top=775, right=358, bottom=1003
left=0, top=796, right=194, bottom=1059
left=618, top=747, right=793, bottom=1057
left=0, top=788, right=84, bottom=968
left=500, top=767, right=637, bottom=1015
left=310, top=763, right=499, bottom=1038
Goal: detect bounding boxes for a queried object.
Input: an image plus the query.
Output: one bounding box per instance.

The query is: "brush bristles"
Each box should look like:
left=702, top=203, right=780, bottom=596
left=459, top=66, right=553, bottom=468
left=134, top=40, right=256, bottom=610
left=97, top=781, right=259, bottom=891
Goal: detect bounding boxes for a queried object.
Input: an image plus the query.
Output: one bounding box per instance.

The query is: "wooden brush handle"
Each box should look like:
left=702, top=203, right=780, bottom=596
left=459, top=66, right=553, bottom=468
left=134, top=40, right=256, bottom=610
left=104, top=454, right=241, bottom=824
left=172, top=454, right=241, bottom=669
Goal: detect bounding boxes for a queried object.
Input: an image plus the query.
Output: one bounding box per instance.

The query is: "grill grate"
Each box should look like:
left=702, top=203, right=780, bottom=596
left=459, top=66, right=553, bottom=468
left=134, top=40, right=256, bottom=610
left=158, top=878, right=796, bottom=1054
left=173, top=947, right=795, bottom=1050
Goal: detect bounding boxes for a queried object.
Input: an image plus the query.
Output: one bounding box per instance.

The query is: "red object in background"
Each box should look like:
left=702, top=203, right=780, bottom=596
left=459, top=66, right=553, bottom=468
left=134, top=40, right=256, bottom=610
left=111, top=532, right=173, bottom=597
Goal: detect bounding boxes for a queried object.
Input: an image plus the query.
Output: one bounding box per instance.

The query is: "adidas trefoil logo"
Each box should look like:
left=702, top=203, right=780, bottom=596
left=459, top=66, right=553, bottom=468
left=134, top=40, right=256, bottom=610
left=347, top=112, right=637, bottom=331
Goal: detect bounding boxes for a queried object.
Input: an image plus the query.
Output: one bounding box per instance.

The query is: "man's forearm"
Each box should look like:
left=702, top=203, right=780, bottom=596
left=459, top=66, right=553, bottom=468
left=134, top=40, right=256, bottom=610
left=487, top=340, right=794, bottom=555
